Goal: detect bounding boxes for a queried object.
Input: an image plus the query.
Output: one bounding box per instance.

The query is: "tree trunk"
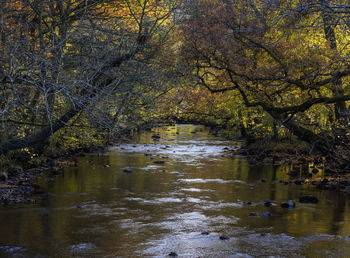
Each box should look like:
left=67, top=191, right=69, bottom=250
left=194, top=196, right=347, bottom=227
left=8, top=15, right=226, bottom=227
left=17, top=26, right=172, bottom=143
left=269, top=111, right=331, bottom=154
left=322, top=9, right=347, bottom=120
left=0, top=108, right=79, bottom=154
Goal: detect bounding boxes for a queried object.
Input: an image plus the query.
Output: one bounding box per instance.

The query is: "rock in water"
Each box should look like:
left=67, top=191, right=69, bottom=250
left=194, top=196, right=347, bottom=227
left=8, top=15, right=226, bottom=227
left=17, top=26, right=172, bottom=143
left=154, top=161, right=165, bottom=164
left=219, top=236, right=229, bottom=240
left=264, top=200, right=272, bottom=207
left=123, top=169, right=133, bottom=174
left=262, top=212, right=271, bottom=217
left=281, top=200, right=296, bottom=208
left=287, top=200, right=296, bottom=207
left=299, top=196, right=319, bottom=203
left=168, top=252, right=178, bottom=257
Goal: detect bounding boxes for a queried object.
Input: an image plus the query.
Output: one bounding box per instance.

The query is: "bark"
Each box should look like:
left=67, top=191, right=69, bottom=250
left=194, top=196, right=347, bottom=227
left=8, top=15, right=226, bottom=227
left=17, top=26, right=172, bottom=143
left=0, top=108, right=79, bottom=154
left=322, top=8, right=348, bottom=119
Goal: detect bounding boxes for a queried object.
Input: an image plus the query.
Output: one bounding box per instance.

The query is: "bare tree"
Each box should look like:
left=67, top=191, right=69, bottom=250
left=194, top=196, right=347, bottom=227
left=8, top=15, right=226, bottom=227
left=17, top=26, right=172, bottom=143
left=0, top=0, right=179, bottom=153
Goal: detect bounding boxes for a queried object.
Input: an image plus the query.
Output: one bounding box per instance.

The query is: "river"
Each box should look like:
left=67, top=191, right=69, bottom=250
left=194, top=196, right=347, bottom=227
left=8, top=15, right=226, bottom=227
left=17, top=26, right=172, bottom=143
left=0, top=124, right=349, bottom=257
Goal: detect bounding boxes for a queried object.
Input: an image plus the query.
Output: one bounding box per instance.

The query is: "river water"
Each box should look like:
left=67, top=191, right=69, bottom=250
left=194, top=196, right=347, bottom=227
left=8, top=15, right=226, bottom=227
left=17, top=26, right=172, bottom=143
left=0, top=124, right=349, bottom=257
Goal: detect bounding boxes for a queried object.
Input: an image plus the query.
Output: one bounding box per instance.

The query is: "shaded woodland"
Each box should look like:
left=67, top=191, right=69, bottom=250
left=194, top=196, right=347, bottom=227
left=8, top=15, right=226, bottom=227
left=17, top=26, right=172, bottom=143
left=1, top=0, right=350, bottom=172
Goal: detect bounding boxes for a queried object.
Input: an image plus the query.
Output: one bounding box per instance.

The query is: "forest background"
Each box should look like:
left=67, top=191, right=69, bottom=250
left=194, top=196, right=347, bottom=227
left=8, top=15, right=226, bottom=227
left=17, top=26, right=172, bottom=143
left=1, top=0, right=350, bottom=174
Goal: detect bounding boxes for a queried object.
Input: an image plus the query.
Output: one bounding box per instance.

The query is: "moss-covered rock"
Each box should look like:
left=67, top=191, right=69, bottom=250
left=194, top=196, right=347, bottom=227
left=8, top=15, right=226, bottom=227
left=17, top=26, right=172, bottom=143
left=6, top=166, right=23, bottom=178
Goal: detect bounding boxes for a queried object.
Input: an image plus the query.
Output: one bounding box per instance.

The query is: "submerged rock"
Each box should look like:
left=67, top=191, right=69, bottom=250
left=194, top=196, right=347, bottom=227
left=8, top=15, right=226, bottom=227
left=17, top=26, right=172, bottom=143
left=262, top=212, right=271, bottom=217
left=219, top=236, right=229, bottom=240
left=264, top=200, right=272, bottom=207
left=201, top=232, right=209, bottom=235
left=281, top=200, right=295, bottom=208
left=249, top=212, right=257, bottom=217
left=103, top=164, right=110, bottom=168
left=154, top=161, right=165, bottom=165
left=123, top=169, right=133, bottom=174
left=299, top=196, right=319, bottom=203
left=168, top=252, right=178, bottom=257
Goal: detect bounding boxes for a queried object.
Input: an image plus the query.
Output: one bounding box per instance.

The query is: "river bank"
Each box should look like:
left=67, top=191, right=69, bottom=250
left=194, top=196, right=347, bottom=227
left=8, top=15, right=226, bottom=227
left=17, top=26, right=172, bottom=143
left=0, top=145, right=107, bottom=205
left=1, top=124, right=349, bottom=257
left=1, top=123, right=350, bottom=205
left=231, top=138, right=350, bottom=194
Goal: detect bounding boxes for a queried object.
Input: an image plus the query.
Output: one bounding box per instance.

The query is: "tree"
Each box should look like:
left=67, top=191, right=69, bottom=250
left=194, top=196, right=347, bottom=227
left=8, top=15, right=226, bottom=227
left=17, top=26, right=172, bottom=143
left=179, top=0, right=350, bottom=157
left=0, top=0, right=179, bottom=154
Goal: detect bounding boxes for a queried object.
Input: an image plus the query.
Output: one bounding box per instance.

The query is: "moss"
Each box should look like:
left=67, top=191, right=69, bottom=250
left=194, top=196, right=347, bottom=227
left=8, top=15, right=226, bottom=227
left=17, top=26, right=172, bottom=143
left=6, top=166, right=23, bottom=178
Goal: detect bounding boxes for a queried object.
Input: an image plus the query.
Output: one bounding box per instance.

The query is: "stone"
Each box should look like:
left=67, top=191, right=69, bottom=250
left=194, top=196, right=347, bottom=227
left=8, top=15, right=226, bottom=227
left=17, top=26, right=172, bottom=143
left=219, top=236, right=229, bottom=240
left=168, top=252, right=178, bottom=257
left=154, top=161, right=165, bottom=164
left=262, top=212, right=271, bottom=217
left=123, top=169, right=133, bottom=174
left=249, top=212, right=257, bottom=217
left=264, top=200, right=272, bottom=207
left=299, top=196, right=319, bottom=203
left=281, top=200, right=295, bottom=208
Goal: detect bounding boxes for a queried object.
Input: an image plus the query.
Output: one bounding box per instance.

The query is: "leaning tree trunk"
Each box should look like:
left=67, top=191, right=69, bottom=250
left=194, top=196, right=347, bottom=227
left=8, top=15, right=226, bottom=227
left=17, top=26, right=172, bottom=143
left=0, top=48, right=142, bottom=154
left=268, top=111, right=332, bottom=155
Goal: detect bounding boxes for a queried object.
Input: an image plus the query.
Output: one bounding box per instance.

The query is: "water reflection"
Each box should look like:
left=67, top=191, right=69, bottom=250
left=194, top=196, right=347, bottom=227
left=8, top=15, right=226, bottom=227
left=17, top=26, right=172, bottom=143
left=0, top=124, right=349, bottom=257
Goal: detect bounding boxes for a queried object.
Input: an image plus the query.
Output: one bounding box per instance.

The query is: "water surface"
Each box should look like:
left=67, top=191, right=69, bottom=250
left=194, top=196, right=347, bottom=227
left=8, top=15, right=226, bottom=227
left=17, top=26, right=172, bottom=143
left=0, top=124, right=349, bottom=257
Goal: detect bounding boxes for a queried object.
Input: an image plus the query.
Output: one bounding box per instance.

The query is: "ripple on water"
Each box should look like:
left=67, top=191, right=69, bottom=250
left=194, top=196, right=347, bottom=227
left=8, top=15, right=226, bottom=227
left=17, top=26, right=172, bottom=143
left=67, top=243, right=102, bottom=256
left=112, top=143, right=233, bottom=159
left=0, top=246, right=27, bottom=255
left=181, top=188, right=214, bottom=192
left=179, top=178, right=245, bottom=184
